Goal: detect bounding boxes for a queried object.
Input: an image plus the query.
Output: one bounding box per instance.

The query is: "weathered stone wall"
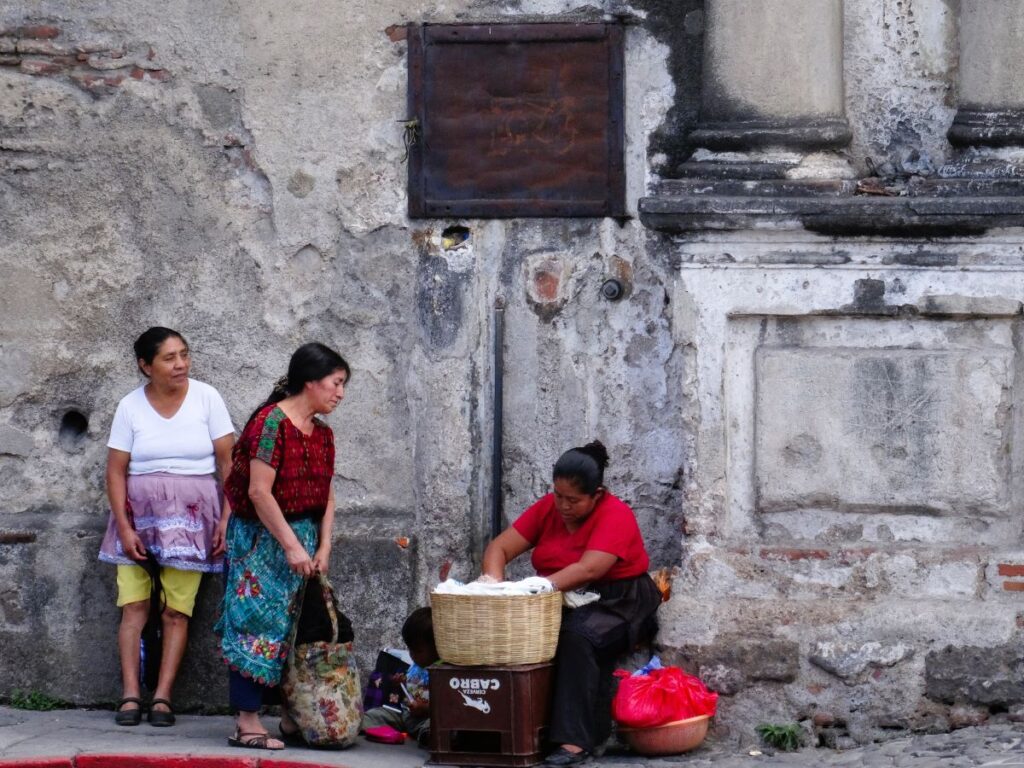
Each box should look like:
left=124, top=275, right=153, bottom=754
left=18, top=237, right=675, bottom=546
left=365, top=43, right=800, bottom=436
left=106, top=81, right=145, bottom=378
left=0, top=0, right=680, bottom=711
left=1, top=0, right=1021, bottom=746
left=658, top=261, right=1024, bottom=742
left=640, top=0, right=1024, bottom=747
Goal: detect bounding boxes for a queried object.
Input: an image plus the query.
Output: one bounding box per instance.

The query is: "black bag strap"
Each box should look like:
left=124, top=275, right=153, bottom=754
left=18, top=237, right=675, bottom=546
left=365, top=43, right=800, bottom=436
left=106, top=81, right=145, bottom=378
left=138, top=551, right=166, bottom=691
left=140, top=551, right=167, bottom=615
left=318, top=573, right=340, bottom=644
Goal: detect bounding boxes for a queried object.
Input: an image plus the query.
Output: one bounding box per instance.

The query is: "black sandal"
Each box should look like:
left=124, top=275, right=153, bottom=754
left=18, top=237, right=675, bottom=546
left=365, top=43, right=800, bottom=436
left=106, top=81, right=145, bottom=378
left=228, top=729, right=285, bottom=750
left=279, top=722, right=307, bottom=747
left=544, top=747, right=591, bottom=766
left=147, top=697, right=175, bottom=727
left=114, top=697, right=143, bottom=726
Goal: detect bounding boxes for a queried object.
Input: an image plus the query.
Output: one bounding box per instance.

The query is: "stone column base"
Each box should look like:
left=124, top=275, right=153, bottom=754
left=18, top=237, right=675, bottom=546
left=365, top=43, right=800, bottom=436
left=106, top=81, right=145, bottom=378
left=690, top=117, right=852, bottom=152
left=948, top=108, right=1024, bottom=148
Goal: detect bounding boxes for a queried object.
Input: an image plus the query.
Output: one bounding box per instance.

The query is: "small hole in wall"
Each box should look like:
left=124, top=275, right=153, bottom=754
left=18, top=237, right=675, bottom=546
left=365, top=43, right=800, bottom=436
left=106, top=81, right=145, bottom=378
left=59, top=410, right=89, bottom=452
left=441, top=225, right=470, bottom=250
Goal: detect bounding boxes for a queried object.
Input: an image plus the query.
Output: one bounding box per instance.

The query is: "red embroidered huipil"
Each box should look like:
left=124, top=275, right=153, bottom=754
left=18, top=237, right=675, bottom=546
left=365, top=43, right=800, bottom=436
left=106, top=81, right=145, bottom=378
left=225, top=404, right=334, bottom=520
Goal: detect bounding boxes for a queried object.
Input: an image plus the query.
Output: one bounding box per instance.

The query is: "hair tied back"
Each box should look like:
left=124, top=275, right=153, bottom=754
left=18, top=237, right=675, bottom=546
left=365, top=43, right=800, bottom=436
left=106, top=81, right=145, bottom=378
left=552, top=439, right=609, bottom=495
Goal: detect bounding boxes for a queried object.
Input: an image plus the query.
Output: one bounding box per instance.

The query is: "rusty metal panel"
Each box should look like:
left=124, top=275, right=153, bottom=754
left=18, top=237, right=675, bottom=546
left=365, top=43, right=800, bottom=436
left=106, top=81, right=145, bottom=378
left=408, top=22, right=625, bottom=219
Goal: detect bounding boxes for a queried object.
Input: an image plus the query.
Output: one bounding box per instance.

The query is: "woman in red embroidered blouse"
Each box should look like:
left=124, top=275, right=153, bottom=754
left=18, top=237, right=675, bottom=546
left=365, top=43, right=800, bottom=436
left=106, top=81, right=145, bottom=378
left=482, top=441, right=662, bottom=767
left=215, top=342, right=350, bottom=751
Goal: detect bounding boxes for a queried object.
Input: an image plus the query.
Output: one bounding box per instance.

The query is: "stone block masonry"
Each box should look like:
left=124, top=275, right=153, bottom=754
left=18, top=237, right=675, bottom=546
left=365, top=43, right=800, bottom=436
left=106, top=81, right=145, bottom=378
left=655, top=260, right=1024, bottom=741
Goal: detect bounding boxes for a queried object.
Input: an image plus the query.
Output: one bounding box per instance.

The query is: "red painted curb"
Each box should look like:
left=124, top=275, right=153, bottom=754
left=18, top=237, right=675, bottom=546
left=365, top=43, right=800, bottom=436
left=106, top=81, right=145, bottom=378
left=0, top=757, right=346, bottom=768
left=81, top=757, right=260, bottom=768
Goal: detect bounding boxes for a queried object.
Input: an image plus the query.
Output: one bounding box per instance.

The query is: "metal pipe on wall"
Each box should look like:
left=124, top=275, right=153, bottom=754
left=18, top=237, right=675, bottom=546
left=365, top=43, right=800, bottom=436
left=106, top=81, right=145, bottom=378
left=491, top=297, right=506, bottom=543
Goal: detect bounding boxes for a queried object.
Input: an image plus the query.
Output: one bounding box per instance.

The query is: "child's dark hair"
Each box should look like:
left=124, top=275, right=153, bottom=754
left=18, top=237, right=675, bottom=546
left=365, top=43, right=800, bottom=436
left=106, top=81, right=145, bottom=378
left=401, top=607, right=434, bottom=649
left=133, top=327, right=187, bottom=375
left=552, top=440, right=610, bottom=495
left=246, top=342, right=350, bottom=424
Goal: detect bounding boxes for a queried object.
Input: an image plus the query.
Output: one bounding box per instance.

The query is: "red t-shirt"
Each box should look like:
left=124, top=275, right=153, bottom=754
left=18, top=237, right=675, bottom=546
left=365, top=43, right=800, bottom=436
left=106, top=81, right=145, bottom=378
left=225, top=404, right=335, bottom=520
left=512, top=492, right=649, bottom=581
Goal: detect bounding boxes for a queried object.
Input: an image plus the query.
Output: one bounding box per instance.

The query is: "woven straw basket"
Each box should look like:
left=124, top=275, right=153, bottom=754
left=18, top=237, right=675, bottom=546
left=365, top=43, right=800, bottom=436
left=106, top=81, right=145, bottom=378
left=431, top=590, right=562, bottom=665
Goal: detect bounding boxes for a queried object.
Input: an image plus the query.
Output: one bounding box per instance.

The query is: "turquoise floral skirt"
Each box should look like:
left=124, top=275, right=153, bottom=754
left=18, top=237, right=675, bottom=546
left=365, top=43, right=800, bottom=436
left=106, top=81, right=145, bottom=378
left=216, top=516, right=317, bottom=685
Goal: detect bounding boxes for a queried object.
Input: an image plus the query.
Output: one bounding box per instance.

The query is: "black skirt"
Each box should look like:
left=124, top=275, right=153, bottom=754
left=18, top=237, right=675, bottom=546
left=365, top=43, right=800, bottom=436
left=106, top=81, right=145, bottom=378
left=560, top=573, right=662, bottom=652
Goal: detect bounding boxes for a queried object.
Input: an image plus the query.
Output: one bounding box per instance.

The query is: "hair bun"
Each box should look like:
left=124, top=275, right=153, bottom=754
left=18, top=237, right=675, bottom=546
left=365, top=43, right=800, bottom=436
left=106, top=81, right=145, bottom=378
left=577, top=440, right=609, bottom=470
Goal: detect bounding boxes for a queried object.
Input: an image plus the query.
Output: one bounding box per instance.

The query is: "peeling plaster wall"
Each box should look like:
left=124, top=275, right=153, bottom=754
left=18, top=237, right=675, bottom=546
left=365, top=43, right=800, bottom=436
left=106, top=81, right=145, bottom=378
left=0, top=0, right=683, bottom=711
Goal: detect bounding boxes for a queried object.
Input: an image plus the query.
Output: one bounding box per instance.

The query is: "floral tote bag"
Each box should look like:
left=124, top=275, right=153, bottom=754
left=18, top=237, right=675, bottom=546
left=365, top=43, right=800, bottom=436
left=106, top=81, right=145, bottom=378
left=281, top=574, right=362, bottom=748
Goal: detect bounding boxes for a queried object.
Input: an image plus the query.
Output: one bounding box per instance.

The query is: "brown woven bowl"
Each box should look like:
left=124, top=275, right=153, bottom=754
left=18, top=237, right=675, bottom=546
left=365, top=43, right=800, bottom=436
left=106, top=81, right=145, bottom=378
left=617, top=715, right=711, bottom=756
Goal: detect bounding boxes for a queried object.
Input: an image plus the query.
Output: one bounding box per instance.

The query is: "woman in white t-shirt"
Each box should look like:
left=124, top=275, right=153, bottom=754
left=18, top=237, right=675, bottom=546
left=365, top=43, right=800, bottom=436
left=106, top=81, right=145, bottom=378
left=98, top=327, right=235, bottom=727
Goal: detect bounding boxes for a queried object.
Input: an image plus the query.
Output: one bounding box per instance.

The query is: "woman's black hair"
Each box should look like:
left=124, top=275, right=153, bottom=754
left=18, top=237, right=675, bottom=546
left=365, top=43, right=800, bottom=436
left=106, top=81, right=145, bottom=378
left=133, top=327, right=187, bottom=376
left=246, top=342, right=351, bottom=424
left=552, top=440, right=610, bottom=495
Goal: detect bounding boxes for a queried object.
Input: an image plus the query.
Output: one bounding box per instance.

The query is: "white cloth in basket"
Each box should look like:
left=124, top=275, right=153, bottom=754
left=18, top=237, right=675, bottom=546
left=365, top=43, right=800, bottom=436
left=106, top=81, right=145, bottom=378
left=433, top=576, right=555, bottom=595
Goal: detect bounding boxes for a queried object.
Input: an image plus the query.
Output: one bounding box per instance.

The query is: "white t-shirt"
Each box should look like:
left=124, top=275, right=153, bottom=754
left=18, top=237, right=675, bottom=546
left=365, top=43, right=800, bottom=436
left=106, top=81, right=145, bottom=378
left=107, top=379, right=235, bottom=475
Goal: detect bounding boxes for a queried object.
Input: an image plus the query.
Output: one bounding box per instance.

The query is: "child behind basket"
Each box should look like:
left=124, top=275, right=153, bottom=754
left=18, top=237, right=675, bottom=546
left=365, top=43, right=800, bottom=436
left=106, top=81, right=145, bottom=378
left=362, top=607, right=438, bottom=746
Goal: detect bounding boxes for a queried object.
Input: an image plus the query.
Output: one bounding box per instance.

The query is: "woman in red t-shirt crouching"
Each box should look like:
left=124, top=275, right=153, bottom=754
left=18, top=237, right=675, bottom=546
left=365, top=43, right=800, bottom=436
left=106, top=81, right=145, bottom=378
left=482, top=441, right=661, bottom=767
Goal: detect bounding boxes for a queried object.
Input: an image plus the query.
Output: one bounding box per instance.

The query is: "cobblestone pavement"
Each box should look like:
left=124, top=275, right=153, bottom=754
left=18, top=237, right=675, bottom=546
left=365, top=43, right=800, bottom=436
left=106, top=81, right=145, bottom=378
left=600, top=724, right=1024, bottom=768
left=0, top=707, right=1021, bottom=767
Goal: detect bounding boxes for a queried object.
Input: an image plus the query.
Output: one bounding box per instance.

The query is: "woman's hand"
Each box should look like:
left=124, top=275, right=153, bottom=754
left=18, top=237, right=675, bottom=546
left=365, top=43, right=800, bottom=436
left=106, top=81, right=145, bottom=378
left=117, top=526, right=147, bottom=561
left=285, top=544, right=315, bottom=577
left=211, top=516, right=230, bottom=557
left=312, top=543, right=331, bottom=574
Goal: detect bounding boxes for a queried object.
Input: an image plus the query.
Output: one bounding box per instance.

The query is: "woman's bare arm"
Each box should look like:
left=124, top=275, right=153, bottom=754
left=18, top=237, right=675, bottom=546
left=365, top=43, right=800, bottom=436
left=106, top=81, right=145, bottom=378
left=248, top=459, right=314, bottom=577
left=481, top=527, right=532, bottom=581
left=312, top=483, right=335, bottom=573
left=106, top=448, right=146, bottom=560
left=545, top=550, right=617, bottom=592
left=210, top=433, right=235, bottom=556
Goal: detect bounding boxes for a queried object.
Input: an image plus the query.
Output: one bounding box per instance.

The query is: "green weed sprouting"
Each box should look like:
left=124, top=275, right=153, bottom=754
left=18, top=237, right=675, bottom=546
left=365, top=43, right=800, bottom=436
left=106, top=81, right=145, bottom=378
left=756, top=722, right=803, bottom=751
left=10, top=689, right=67, bottom=711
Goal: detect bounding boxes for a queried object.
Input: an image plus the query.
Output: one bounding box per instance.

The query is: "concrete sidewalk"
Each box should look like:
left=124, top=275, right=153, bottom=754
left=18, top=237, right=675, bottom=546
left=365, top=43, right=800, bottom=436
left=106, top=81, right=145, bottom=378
left=0, top=707, right=424, bottom=767
left=0, top=706, right=1021, bottom=767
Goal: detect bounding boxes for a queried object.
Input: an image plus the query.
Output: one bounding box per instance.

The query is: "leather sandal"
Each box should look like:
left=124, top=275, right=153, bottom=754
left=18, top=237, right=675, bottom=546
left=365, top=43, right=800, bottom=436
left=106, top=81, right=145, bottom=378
left=147, top=698, right=175, bottom=727
left=228, top=729, right=285, bottom=750
left=114, top=697, right=143, bottom=726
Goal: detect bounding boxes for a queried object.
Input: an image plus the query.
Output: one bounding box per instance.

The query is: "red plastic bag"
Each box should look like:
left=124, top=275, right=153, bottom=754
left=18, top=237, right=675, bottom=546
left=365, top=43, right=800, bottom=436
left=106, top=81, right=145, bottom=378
left=612, top=667, right=718, bottom=728
left=364, top=725, right=407, bottom=744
